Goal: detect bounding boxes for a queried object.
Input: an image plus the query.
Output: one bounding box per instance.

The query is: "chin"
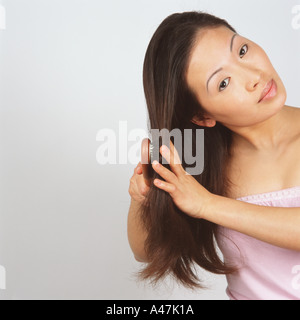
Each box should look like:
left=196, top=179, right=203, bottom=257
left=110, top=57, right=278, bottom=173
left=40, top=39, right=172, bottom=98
left=274, top=74, right=287, bottom=105
left=260, top=77, right=287, bottom=113
left=273, top=85, right=287, bottom=113
left=276, top=76, right=287, bottom=104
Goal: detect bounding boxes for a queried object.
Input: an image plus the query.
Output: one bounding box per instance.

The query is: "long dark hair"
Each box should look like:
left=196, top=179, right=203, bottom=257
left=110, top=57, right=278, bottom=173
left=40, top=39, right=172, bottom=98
left=139, top=11, right=237, bottom=289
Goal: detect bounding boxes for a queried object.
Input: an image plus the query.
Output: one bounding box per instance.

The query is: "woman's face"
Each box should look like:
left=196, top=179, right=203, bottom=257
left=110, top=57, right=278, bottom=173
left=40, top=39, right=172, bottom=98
left=186, top=26, right=287, bottom=128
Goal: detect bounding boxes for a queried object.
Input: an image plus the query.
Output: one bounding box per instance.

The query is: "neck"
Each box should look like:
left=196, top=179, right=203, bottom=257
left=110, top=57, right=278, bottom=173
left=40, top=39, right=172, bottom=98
left=228, top=105, right=292, bottom=153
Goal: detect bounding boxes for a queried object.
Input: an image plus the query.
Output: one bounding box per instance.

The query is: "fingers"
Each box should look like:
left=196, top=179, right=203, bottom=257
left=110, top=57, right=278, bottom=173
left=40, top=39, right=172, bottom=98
left=133, top=140, right=185, bottom=196
left=136, top=162, right=142, bottom=175
left=129, top=165, right=150, bottom=201
left=134, top=162, right=143, bottom=175
left=154, top=178, right=176, bottom=193
left=160, top=140, right=185, bottom=176
left=152, top=160, right=177, bottom=184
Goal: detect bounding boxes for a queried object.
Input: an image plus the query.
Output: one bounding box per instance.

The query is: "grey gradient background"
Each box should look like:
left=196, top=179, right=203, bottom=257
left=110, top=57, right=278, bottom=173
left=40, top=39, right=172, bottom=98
left=0, top=0, right=299, bottom=300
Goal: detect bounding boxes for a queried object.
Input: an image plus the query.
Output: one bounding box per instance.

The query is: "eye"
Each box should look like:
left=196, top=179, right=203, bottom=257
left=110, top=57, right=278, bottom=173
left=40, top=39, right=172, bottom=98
left=239, top=44, right=248, bottom=58
left=219, top=78, right=230, bottom=92
left=217, top=44, right=248, bottom=93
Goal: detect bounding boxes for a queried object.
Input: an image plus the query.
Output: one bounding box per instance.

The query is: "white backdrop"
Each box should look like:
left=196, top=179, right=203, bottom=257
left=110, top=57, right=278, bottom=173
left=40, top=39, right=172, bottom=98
left=0, top=0, right=299, bottom=300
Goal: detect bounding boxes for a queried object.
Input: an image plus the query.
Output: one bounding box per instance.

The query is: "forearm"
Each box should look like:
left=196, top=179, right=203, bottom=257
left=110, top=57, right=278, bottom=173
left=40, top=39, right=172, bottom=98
left=127, top=199, right=149, bottom=262
left=204, top=195, right=300, bottom=251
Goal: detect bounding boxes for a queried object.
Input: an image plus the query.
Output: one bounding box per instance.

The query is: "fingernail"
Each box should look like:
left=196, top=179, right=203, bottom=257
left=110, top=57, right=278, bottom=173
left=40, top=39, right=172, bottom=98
left=161, top=145, right=169, bottom=153
left=153, top=160, right=159, bottom=167
left=154, top=179, right=162, bottom=186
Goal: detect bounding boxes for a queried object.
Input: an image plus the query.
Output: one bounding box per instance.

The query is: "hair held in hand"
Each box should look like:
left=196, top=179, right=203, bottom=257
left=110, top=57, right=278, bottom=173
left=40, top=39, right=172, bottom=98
left=138, top=11, right=238, bottom=289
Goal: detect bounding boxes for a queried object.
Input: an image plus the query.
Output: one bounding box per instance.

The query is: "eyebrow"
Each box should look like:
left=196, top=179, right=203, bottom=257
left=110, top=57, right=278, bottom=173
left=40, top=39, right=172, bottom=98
left=206, top=33, right=238, bottom=92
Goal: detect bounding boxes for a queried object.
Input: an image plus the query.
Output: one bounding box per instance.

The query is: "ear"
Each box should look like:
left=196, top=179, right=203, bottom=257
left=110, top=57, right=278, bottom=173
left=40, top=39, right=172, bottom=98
left=191, top=115, right=216, bottom=128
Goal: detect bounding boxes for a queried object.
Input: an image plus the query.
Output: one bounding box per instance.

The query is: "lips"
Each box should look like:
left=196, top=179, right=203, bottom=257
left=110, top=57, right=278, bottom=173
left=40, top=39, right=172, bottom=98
left=258, top=79, right=274, bottom=103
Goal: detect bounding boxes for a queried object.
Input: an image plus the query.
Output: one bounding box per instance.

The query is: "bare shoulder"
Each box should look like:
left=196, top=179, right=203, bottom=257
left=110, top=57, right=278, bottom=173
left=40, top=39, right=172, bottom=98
left=286, top=104, right=300, bottom=121
left=288, top=105, right=300, bottom=159
left=226, top=105, right=300, bottom=199
left=288, top=105, right=300, bottom=136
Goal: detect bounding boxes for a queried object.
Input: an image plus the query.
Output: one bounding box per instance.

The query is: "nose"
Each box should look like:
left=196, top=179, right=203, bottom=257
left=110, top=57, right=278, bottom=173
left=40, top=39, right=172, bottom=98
left=245, top=68, right=262, bottom=92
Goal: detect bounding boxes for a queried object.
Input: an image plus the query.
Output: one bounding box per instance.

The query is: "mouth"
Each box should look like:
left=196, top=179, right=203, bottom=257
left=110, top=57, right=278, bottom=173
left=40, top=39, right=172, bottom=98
left=258, top=79, right=277, bottom=103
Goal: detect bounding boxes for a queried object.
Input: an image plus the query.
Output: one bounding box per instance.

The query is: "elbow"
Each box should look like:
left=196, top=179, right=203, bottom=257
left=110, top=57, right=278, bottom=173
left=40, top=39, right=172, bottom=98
left=132, top=250, right=149, bottom=263
left=134, top=254, right=148, bottom=263
left=128, top=237, right=149, bottom=263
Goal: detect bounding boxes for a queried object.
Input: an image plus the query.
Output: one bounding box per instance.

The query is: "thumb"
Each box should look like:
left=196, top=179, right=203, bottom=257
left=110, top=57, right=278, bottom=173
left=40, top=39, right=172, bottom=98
left=134, top=162, right=142, bottom=175
left=136, top=162, right=143, bottom=175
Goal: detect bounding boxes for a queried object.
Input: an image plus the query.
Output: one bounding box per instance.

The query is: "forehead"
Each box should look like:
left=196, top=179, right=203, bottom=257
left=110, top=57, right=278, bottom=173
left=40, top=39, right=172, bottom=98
left=186, top=26, right=236, bottom=90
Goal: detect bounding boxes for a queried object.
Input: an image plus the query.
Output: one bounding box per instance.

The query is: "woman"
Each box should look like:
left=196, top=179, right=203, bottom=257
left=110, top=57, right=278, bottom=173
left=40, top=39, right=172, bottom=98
left=127, top=11, right=300, bottom=300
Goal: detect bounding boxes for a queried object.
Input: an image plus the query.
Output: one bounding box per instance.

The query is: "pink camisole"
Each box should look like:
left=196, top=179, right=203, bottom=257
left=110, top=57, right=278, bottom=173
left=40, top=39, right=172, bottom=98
left=216, top=186, right=300, bottom=300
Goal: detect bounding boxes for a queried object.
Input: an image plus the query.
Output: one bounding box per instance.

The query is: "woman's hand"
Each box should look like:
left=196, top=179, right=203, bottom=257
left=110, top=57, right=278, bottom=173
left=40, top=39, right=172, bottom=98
left=152, top=140, right=213, bottom=219
left=128, top=162, right=150, bottom=204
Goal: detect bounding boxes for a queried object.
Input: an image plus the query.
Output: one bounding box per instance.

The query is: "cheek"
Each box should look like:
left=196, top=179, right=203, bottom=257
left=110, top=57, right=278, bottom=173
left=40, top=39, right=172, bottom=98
left=230, top=90, right=253, bottom=106
left=201, top=91, right=249, bottom=120
left=208, top=102, right=243, bottom=121
left=253, top=44, right=274, bottom=68
left=215, top=90, right=251, bottom=112
left=213, top=94, right=256, bottom=121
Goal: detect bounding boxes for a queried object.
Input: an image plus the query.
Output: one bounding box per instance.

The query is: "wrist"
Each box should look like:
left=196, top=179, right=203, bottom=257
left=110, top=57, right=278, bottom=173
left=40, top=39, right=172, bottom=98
left=200, top=192, right=221, bottom=220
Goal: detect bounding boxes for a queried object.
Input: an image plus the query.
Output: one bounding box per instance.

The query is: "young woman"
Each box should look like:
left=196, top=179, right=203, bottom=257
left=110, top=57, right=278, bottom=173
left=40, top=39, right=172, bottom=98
left=127, top=11, right=300, bottom=300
